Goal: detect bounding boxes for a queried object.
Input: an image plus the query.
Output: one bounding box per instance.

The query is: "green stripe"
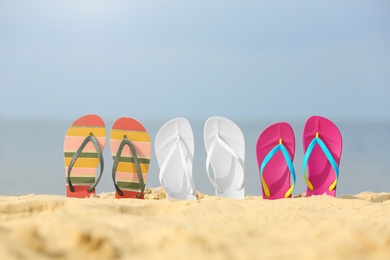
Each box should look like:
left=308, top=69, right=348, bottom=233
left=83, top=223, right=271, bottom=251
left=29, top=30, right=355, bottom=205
left=117, top=181, right=145, bottom=190
left=69, top=177, right=95, bottom=184
left=64, top=152, right=98, bottom=158
left=111, top=157, right=150, bottom=164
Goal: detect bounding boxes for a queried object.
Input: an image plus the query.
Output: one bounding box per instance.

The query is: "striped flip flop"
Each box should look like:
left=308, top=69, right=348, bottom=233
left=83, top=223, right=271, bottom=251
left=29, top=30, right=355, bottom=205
left=64, top=114, right=106, bottom=198
left=110, top=117, right=151, bottom=199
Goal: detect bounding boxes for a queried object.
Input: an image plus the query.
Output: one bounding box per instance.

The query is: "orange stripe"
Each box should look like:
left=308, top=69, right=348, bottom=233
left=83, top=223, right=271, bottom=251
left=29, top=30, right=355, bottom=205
left=116, top=162, right=149, bottom=173
left=64, top=157, right=100, bottom=168
left=112, top=117, right=146, bottom=132
left=66, top=127, right=106, bottom=137
left=110, top=130, right=149, bottom=142
left=72, top=115, right=105, bottom=127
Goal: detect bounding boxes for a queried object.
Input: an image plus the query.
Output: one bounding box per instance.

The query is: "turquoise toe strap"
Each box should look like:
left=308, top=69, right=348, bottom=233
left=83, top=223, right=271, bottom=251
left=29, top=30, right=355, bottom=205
left=259, top=140, right=295, bottom=198
left=302, top=133, right=339, bottom=191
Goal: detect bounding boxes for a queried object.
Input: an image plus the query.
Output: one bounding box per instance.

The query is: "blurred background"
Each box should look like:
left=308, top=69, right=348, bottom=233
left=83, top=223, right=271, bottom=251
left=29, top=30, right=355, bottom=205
left=1, top=1, right=389, bottom=196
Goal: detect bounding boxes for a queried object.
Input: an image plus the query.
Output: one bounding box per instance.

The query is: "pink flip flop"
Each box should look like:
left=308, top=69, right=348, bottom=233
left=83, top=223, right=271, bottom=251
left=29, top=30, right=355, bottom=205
left=302, top=116, right=342, bottom=197
left=256, top=122, right=296, bottom=200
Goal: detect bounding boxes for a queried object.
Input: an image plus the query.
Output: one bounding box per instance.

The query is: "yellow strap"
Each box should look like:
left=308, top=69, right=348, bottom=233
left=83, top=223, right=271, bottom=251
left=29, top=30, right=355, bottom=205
left=261, top=175, right=271, bottom=197
left=304, top=171, right=314, bottom=191
left=305, top=174, right=336, bottom=192
left=329, top=179, right=337, bottom=191
left=284, top=183, right=294, bottom=198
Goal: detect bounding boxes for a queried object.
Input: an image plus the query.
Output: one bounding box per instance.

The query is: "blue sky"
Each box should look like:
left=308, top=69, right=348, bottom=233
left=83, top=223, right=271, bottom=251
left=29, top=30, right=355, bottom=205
left=1, top=0, right=389, bottom=121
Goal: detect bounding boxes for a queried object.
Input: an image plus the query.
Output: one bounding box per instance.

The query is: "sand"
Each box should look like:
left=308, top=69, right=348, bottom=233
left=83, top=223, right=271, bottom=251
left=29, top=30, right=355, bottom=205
left=1, top=188, right=390, bottom=260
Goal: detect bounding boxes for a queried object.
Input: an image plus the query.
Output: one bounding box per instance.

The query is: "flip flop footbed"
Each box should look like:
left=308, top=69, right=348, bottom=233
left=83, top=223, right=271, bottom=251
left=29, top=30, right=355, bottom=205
left=204, top=116, right=245, bottom=199
left=64, top=114, right=106, bottom=198
left=155, top=118, right=196, bottom=200
left=110, top=117, right=151, bottom=199
left=303, top=116, right=342, bottom=196
left=256, top=122, right=295, bottom=200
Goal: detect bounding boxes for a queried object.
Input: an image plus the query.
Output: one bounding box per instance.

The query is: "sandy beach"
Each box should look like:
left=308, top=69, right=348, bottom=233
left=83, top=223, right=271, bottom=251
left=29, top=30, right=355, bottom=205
left=1, top=188, right=390, bottom=260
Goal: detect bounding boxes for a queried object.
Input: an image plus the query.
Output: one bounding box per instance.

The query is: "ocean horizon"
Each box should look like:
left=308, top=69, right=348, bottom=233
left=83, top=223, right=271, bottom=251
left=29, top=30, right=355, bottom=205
left=0, top=117, right=389, bottom=197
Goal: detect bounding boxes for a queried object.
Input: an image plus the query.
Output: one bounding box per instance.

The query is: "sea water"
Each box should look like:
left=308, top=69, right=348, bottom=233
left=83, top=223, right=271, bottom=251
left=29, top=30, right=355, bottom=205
left=0, top=118, right=389, bottom=196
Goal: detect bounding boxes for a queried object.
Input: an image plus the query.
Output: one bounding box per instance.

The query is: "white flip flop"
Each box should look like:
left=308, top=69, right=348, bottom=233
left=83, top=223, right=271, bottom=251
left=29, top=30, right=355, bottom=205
left=155, top=117, right=196, bottom=200
left=204, top=116, right=245, bottom=199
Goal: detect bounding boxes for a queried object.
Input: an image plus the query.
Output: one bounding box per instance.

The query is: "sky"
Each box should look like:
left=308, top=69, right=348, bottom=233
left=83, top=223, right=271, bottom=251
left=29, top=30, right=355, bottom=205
left=1, top=0, right=389, bottom=122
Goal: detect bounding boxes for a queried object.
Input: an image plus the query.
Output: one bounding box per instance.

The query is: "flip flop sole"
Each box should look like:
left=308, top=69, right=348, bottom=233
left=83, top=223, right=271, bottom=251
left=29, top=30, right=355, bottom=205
left=110, top=117, right=151, bottom=199
left=256, top=122, right=295, bottom=200
left=64, top=114, right=106, bottom=198
left=155, top=117, right=196, bottom=200
left=204, top=116, right=245, bottom=199
left=303, top=116, right=342, bottom=196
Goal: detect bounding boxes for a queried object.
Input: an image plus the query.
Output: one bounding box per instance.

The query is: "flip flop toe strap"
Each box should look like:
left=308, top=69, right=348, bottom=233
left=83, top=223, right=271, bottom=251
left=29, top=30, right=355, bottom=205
left=260, top=139, right=296, bottom=198
left=302, top=133, right=339, bottom=192
left=67, top=133, right=104, bottom=193
left=206, top=133, right=244, bottom=194
left=112, top=136, right=145, bottom=198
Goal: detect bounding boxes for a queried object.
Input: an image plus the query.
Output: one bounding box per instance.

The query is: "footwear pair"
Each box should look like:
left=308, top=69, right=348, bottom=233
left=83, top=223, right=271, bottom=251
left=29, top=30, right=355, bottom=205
left=155, top=117, right=245, bottom=200
left=64, top=115, right=151, bottom=198
left=256, top=116, right=342, bottom=200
